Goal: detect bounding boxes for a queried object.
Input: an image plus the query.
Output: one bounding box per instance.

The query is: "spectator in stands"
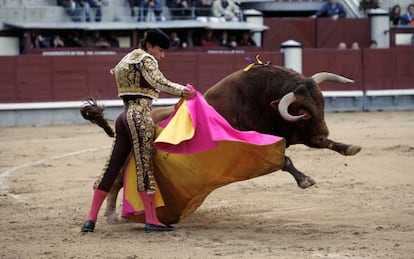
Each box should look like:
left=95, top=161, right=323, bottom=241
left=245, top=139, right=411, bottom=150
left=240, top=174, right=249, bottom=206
left=389, top=5, right=401, bottom=25
left=139, top=0, right=163, bottom=21
left=58, top=0, right=102, bottom=22
left=84, top=0, right=103, bottom=22
left=211, top=0, right=240, bottom=22
left=218, top=30, right=237, bottom=48
left=401, top=4, right=414, bottom=25
left=169, top=31, right=182, bottom=47
left=32, top=32, right=51, bottom=48
left=128, top=0, right=141, bottom=17
left=337, top=42, right=347, bottom=49
left=57, top=0, right=82, bottom=21
left=85, top=31, right=110, bottom=48
left=195, top=0, right=213, bottom=18
left=182, top=29, right=195, bottom=47
left=170, top=0, right=193, bottom=20
left=65, top=31, right=85, bottom=47
left=238, top=31, right=256, bottom=46
left=351, top=42, right=360, bottom=50
left=369, top=39, right=377, bottom=48
left=52, top=35, right=65, bottom=47
left=107, top=33, right=120, bottom=47
left=218, top=30, right=230, bottom=47
left=200, top=29, right=219, bottom=47
left=359, top=0, right=379, bottom=17
left=311, top=0, right=347, bottom=20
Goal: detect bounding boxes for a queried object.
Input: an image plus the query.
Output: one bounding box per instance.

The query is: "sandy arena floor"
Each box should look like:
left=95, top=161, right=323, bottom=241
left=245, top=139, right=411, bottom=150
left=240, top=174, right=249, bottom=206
left=0, top=111, right=413, bottom=259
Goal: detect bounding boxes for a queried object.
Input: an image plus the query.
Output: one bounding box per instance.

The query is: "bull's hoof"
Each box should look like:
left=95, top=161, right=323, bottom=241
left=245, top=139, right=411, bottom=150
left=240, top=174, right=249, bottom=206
left=298, top=176, right=316, bottom=189
left=345, top=145, right=362, bottom=156
left=105, top=211, right=119, bottom=224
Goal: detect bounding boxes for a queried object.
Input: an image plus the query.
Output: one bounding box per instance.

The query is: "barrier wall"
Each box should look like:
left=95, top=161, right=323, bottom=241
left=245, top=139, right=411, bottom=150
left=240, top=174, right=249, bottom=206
left=0, top=50, right=285, bottom=102
left=263, top=18, right=370, bottom=49
left=0, top=47, right=413, bottom=104
left=0, top=47, right=413, bottom=126
left=315, top=18, right=370, bottom=49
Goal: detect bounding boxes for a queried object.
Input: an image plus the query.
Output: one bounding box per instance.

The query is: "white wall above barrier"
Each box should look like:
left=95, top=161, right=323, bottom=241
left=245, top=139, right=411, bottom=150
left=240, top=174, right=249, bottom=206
left=0, top=37, right=19, bottom=56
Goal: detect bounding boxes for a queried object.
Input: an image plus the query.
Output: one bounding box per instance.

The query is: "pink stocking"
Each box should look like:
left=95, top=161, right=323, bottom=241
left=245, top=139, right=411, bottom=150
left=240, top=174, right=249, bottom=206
left=86, top=189, right=108, bottom=222
left=138, top=191, right=165, bottom=226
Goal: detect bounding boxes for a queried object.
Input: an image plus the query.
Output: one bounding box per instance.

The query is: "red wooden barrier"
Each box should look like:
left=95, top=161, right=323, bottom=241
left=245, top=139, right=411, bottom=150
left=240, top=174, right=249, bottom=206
left=392, top=46, right=414, bottom=90
left=0, top=48, right=412, bottom=103
left=0, top=56, right=17, bottom=100
left=315, top=18, right=370, bottom=49
left=263, top=18, right=316, bottom=49
left=262, top=18, right=370, bottom=50
left=362, top=48, right=394, bottom=90
left=303, top=48, right=363, bottom=91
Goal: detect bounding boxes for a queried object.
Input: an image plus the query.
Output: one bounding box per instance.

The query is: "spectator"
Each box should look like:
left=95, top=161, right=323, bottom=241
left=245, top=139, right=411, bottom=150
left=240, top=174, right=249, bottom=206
left=182, top=29, right=195, bottom=47
left=65, top=31, right=85, bottom=47
left=218, top=30, right=237, bottom=48
left=400, top=4, right=414, bottom=25
left=218, top=30, right=230, bottom=46
left=359, top=0, right=379, bottom=17
left=311, top=0, right=347, bottom=20
left=169, top=31, right=182, bottom=47
left=83, top=0, right=103, bottom=22
left=369, top=39, right=377, bottom=48
left=85, top=31, right=110, bottom=48
left=337, top=42, right=347, bottom=49
left=127, top=0, right=141, bottom=17
left=52, top=35, right=65, bottom=47
left=139, top=0, right=163, bottom=21
left=57, top=0, right=102, bottom=22
left=389, top=5, right=401, bottom=25
left=200, top=29, right=219, bottom=47
left=32, top=32, right=51, bottom=48
left=57, top=0, right=83, bottom=21
left=238, top=31, right=256, bottom=46
left=170, top=0, right=193, bottom=20
left=351, top=42, right=360, bottom=50
left=211, top=0, right=240, bottom=22
left=107, top=33, right=120, bottom=47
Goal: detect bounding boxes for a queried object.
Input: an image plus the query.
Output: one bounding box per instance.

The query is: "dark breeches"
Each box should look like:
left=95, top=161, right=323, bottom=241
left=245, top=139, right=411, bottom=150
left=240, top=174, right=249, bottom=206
left=94, top=98, right=155, bottom=193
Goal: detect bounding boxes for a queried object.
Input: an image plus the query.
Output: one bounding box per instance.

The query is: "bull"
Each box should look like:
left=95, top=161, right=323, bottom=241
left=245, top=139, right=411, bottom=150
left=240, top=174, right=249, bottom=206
left=81, top=64, right=361, bottom=224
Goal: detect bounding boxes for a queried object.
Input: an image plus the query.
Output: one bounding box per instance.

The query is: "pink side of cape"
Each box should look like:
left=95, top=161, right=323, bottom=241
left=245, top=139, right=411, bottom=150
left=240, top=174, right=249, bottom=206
left=155, top=91, right=283, bottom=154
left=122, top=194, right=141, bottom=217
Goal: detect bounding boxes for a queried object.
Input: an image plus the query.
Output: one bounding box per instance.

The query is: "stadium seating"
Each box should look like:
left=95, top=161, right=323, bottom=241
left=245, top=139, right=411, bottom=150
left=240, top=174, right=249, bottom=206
left=1, top=0, right=414, bottom=29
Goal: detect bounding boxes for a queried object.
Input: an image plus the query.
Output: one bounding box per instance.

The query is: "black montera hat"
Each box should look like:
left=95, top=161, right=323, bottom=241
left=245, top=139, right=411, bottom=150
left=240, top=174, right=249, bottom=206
left=146, top=29, right=170, bottom=50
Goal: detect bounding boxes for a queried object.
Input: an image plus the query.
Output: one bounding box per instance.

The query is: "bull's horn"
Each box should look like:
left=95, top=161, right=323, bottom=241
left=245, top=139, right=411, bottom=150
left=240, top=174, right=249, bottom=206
left=278, top=92, right=306, bottom=122
left=312, top=72, right=354, bottom=85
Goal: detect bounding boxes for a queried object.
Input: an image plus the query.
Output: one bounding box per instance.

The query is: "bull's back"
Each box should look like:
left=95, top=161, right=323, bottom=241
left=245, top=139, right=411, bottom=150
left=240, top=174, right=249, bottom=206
left=203, top=70, right=245, bottom=127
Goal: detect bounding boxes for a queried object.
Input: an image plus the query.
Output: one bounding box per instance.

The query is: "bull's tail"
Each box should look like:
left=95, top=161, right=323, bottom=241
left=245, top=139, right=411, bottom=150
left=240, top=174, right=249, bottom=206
left=80, top=97, right=115, bottom=138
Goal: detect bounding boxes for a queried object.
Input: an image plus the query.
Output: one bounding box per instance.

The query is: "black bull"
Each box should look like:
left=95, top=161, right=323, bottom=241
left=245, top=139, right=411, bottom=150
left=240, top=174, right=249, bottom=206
left=81, top=65, right=361, bottom=224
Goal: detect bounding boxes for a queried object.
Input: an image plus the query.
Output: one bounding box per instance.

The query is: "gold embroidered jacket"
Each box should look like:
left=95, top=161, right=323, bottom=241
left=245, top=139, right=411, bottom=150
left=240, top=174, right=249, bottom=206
left=111, top=48, right=185, bottom=99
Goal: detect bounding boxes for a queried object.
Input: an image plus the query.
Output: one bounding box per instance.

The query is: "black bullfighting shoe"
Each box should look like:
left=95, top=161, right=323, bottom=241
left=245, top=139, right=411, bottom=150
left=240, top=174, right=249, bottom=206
left=145, top=224, right=174, bottom=233
left=81, top=220, right=95, bottom=232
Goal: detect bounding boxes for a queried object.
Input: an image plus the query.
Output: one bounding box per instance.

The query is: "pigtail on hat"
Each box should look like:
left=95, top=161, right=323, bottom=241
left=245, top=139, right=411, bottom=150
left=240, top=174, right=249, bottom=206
left=146, top=29, right=170, bottom=50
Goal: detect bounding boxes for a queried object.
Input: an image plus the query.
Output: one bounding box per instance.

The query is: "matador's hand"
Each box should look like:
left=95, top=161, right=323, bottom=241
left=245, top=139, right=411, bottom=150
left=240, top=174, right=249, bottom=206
left=181, top=85, right=196, bottom=99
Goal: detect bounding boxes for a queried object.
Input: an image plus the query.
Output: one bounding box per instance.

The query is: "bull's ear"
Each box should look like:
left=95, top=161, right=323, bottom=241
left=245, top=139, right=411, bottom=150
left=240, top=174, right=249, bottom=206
left=270, top=100, right=280, bottom=109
